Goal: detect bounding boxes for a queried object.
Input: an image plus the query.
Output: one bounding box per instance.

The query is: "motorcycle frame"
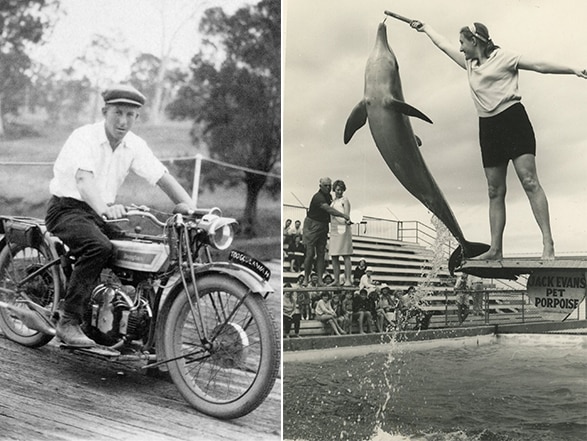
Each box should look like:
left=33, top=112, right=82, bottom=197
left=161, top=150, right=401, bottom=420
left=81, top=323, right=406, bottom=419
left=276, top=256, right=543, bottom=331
left=0, top=214, right=274, bottom=361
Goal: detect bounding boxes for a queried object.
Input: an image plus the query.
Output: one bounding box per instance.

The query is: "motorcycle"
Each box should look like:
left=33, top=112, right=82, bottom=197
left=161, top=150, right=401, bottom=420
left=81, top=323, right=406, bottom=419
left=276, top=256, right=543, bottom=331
left=0, top=204, right=280, bottom=419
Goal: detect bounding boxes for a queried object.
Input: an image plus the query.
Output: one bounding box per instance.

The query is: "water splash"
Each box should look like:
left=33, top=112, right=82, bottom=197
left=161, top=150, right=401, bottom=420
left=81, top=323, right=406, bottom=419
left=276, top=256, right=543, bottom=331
left=417, top=214, right=452, bottom=301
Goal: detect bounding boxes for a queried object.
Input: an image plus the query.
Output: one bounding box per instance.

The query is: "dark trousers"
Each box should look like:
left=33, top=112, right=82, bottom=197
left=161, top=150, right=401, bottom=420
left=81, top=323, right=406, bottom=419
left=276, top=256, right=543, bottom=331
left=283, top=313, right=301, bottom=335
left=45, top=196, right=119, bottom=319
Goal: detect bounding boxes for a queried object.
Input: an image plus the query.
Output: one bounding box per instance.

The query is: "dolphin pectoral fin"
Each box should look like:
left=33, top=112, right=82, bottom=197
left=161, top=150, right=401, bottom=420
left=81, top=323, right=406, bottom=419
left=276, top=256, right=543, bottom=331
left=389, top=99, right=433, bottom=124
left=344, top=101, right=368, bottom=144
left=415, top=135, right=422, bottom=147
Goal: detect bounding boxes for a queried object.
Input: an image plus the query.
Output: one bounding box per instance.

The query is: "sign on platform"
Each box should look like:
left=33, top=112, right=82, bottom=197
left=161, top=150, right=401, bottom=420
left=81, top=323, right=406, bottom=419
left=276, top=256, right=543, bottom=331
left=526, top=270, right=586, bottom=311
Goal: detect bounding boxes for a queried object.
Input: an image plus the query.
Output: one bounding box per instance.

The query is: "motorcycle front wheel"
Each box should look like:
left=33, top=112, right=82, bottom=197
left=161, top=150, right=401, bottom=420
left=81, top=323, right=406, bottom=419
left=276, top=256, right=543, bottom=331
left=158, top=274, right=280, bottom=419
left=0, top=242, right=60, bottom=347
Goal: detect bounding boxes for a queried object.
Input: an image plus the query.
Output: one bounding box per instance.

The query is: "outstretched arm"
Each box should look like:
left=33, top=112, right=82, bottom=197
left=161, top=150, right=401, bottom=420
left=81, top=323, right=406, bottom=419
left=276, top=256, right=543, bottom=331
left=319, top=202, right=350, bottom=222
left=413, top=21, right=466, bottom=69
left=518, top=56, right=587, bottom=78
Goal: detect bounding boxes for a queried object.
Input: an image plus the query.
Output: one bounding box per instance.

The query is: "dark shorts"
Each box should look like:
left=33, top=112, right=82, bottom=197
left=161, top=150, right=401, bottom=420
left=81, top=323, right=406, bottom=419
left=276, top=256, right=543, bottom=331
left=302, top=216, right=328, bottom=250
left=479, top=102, right=536, bottom=168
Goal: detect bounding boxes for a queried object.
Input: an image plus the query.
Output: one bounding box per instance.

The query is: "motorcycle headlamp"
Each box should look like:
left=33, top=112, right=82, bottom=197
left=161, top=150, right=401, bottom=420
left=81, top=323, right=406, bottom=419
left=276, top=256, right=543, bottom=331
left=198, top=214, right=237, bottom=250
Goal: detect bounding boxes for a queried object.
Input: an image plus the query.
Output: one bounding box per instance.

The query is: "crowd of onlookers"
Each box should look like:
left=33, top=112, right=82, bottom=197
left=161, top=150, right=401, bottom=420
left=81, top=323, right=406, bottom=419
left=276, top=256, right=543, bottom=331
left=283, top=178, right=434, bottom=338
left=283, top=269, right=434, bottom=338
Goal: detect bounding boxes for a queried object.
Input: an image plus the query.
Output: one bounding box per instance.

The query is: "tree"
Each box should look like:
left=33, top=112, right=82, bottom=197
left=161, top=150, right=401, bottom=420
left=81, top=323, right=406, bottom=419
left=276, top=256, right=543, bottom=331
left=129, top=53, right=188, bottom=122
left=71, top=33, right=131, bottom=121
left=0, top=0, right=60, bottom=136
left=29, top=64, right=92, bottom=126
left=168, top=0, right=280, bottom=236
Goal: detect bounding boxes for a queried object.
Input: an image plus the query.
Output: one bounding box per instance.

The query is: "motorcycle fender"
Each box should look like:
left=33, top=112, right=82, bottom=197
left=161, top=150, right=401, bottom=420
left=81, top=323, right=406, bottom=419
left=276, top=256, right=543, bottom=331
left=159, top=262, right=274, bottom=317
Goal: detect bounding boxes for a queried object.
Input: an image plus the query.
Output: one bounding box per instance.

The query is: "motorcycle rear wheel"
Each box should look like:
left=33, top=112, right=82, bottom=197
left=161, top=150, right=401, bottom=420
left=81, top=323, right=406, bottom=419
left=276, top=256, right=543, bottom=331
left=0, top=242, right=59, bottom=347
left=159, top=274, right=280, bottom=419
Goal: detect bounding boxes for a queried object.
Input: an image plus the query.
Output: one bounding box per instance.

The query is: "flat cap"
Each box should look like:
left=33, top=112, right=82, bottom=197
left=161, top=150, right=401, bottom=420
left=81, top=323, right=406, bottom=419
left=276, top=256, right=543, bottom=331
left=102, top=84, right=146, bottom=107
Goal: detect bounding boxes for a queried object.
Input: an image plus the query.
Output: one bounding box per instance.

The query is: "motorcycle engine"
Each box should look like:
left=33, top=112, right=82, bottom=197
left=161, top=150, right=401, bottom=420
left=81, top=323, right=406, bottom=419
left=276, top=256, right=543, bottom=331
left=85, top=281, right=152, bottom=347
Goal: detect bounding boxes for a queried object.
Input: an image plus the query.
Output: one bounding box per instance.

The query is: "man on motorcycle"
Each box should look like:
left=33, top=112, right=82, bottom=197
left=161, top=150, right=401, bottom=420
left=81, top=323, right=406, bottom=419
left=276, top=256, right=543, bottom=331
left=45, top=84, right=196, bottom=347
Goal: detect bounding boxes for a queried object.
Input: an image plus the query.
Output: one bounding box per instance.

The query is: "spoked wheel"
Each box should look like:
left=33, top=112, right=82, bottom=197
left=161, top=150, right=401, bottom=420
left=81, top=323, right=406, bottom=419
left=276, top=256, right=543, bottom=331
left=159, top=274, right=280, bottom=419
left=0, top=242, right=60, bottom=347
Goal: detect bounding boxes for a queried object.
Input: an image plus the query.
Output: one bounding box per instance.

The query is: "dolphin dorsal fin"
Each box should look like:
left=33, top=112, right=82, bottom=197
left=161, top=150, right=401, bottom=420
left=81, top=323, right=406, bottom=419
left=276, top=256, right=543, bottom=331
left=388, top=99, right=433, bottom=124
left=344, top=100, right=368, bottom=144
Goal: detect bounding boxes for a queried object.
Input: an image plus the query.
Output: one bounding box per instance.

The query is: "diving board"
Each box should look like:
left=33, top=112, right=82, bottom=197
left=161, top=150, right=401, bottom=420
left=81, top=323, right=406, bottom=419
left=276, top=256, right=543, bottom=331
left=457, top=257, right=587, bottom=280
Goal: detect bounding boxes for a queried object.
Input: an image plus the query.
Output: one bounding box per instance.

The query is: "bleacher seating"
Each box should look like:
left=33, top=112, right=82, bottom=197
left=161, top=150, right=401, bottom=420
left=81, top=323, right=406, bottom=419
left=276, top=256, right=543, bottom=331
left=283, top=232, right=544, bottom=337
left=283, top=234, right=454, bottom=290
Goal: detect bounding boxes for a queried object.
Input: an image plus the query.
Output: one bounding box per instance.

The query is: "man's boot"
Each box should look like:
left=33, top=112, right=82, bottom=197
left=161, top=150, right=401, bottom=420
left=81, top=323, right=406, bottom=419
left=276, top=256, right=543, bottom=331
left=56, top=311, right=96, bottom=347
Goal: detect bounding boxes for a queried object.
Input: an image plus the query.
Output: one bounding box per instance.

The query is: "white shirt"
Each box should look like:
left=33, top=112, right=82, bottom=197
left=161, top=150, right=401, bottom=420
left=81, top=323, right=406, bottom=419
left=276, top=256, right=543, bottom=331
left=466, top=49, right=522, bottom=117
left=49, top=121, right=167, bottom=204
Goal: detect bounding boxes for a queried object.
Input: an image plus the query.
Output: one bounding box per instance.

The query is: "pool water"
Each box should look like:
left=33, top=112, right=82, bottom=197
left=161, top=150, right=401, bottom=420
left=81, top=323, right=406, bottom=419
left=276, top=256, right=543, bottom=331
left=283, top=334, right=587, bottom=441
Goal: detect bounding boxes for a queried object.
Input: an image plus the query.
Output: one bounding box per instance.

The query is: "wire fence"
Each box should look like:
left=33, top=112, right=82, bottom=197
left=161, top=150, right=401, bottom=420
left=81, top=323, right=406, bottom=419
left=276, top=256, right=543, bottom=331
left=0, top=154, right=281, bottom=206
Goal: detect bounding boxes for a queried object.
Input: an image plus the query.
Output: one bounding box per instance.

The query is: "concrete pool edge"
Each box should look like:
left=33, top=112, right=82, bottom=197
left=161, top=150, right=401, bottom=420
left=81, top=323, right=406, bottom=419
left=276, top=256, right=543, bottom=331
left=283, top=319, right=587, bottom=356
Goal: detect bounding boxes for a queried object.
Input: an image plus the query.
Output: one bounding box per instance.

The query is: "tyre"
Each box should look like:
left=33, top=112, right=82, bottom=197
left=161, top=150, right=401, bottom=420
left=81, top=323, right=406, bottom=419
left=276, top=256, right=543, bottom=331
left=0, top=242, right=60, bottom=347
left=159, top=274, right=280, bottom=419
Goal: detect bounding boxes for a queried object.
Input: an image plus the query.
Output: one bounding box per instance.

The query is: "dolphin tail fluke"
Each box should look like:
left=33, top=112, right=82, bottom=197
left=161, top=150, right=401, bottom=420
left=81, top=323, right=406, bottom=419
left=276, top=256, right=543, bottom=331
left=388, top=99, right=433, bottom=124
left=448, top=241, right=491, bottom=276
left=344, top=101, right=368, bottom=144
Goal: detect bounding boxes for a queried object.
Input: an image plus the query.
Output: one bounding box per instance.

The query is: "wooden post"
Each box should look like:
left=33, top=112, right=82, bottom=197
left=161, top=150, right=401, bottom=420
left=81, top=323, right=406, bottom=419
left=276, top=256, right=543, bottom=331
left=192, top=154, right=203, bottom=205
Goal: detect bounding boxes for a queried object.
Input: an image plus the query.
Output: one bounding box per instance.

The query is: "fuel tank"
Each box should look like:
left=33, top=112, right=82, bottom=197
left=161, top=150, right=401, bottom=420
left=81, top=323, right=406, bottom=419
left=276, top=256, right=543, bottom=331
left=110, top=239, right=169, bottom=272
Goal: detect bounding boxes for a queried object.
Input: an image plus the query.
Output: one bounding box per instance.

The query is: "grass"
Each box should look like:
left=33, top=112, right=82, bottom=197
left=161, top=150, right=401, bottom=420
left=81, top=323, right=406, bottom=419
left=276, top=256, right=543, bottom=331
left=0, top=120, right=281, bottom=260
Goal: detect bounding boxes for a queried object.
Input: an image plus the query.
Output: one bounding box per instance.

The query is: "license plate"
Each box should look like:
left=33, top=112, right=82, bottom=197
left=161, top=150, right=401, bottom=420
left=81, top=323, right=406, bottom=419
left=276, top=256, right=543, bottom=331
left=229, top=250, right=271, bottom=281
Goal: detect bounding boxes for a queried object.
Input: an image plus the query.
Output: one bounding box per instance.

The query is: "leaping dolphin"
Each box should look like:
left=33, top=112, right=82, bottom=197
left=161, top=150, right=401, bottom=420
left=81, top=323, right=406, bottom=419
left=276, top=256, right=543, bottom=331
left=344, top=21, right=489, bottom=274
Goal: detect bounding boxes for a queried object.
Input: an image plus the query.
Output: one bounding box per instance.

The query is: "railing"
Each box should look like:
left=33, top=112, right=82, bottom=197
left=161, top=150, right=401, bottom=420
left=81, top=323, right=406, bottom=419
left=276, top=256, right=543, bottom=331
left=283, top=204, right=438, bottom=246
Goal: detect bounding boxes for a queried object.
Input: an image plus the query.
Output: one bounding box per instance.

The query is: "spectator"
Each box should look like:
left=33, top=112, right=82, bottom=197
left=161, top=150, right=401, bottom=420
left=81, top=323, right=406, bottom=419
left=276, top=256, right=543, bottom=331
left=283, top=218, right=295, bottom=253
left=303, top=177, right=350, bottom=284
left=398, top=286, right=432, bottom=331
left=283, top=283, right=295, bottom=338
left=283, top=218, right=292, bottom=237
left=287, top=234, right=305, bottom=273
left=341, top=290, right=354, bottom=333
left=290, top=219, right=303, bottom=239
left=329, top=179, right=353, bottom=286
left=315, top=292, right=346, bottom=335
left=307, top=272, right=320, bottom=319
left=366, top=287, right=380, bottom=331
left=454, top=274, right=471, bottom=325
left=294, top=274, right=311, bottom=321
left=472, top=280, right=485, bottom=316
left=329, top=291, right=347, bottom=330
left=359, top=267, right=378, bottom=291
left=322, top=273, right=336, bottom=287
left=353, top=259, right=368, bottom=285
left=376, top=284, right=398, bottom=331
left=352, top=289, right=375, bottom=334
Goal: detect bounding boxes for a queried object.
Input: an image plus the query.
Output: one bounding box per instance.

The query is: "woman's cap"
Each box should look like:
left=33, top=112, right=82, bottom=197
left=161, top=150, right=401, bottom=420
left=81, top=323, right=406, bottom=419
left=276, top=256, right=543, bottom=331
left=365, top=267, right=373, bottom=272
left=102, top=84, right=146, bottom=107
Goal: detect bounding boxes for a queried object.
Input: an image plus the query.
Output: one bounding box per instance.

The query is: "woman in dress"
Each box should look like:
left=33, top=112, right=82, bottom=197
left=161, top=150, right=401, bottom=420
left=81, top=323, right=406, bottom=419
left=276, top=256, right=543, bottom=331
left=329, top=180, right=353, bottom=285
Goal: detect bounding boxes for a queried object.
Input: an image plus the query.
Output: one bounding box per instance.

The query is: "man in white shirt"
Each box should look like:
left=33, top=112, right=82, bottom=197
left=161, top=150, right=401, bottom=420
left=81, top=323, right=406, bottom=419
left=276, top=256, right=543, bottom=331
left=45, top=84, right=195, bottom=347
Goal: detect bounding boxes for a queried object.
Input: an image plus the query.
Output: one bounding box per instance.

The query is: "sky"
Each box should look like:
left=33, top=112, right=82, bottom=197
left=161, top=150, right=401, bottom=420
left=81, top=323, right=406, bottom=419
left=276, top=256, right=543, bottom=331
left=32, top=0, right=257, bottom=74
left=283, top=0, right=587, bottom=257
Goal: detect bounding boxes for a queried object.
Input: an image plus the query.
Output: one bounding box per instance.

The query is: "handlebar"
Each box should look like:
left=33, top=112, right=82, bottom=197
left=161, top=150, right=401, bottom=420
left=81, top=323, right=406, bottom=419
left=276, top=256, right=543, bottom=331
left=103, top=204, right=224, bottom=228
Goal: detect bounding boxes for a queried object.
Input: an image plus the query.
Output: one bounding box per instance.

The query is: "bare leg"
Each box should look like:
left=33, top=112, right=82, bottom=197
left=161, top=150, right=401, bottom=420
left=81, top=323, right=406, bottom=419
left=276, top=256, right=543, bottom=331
left=513, top=154, right=555, bottom=260
left=327, top=318, right=341, bottom=335
left=315, top=243, right=326, bottom=284
left=303, top=244, right=315, bottom=283
left=357, top=311, right=364, bottom=333
left=473, top=164, right=507, bottom=260
left=331, top=256, right=341, bottom=285
left=343, top=256, right=352, bottom=286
